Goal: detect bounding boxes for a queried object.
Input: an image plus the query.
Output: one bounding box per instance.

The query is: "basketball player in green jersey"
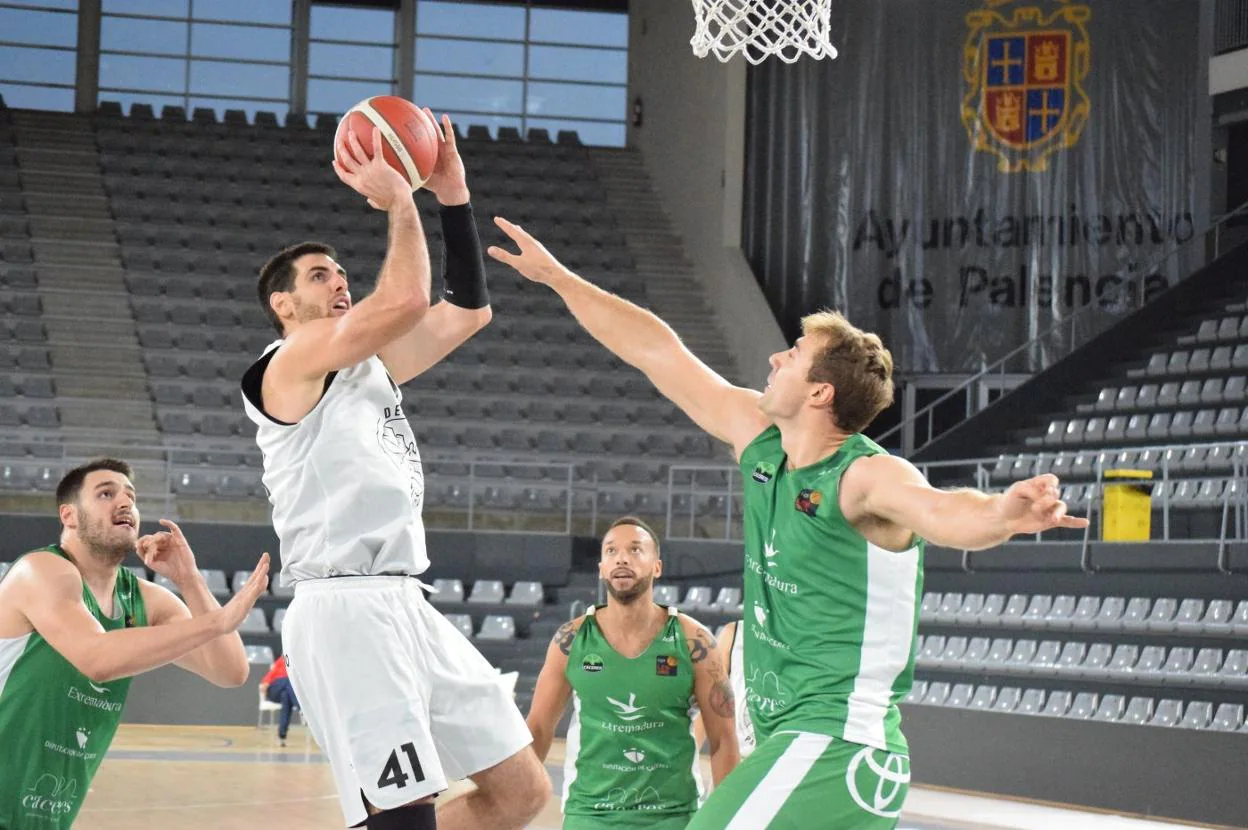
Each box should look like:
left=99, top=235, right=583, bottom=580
left=489, top=221, right=1088, bottom=829
left=0, top=458, right=271, bottom=830
left=525, top=516, right=739, bottom=829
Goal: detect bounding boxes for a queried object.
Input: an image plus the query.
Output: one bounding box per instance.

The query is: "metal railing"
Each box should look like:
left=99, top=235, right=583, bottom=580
left=1216, top=0, right=1248, bottom=54
left=874, top=200, right=1248, bottom=456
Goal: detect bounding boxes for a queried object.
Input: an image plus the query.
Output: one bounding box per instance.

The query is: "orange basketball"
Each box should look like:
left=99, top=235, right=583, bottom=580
left=334, top=96, right=440, bottom=190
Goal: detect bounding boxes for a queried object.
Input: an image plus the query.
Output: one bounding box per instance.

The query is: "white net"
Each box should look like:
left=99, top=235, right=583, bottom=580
left=690, top=0, right=837, bottom=65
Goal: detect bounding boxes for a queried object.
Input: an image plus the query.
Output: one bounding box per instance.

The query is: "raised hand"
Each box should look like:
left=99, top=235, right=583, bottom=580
left=421, top=110, right=469, bottom=206
left=137, top=519, right=199, bottom=590
left=487, top=217, right=569, bottom=286
left=215, top=552, right=271, bottom=634
left=999, top=474, right=1090, bottom=536
left=332, top=127, right=413, bottom=212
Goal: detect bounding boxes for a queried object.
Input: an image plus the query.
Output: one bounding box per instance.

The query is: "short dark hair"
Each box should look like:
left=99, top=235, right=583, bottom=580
left=57, top=458, right=134, bottom=506
left=605, top=515, right=661, bottom=557
left=257, top=241, right=337, bottom=334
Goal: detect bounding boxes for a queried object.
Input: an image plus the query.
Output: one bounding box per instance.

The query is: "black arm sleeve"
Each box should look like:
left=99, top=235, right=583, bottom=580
left=439, top=202, right=489, bottom=309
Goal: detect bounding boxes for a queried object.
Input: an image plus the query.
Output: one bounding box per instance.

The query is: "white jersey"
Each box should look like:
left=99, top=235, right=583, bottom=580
left=728, top=620, right=756, bottom=757
left=241, top=342, right=429, bottom=585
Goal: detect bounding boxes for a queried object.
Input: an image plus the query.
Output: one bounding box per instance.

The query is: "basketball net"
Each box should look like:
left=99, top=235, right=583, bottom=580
left=690, top=0, right=837, bottom=65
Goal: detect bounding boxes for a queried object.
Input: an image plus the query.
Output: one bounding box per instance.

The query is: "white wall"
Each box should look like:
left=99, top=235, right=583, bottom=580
left=627, top=0, right=786, bottom=389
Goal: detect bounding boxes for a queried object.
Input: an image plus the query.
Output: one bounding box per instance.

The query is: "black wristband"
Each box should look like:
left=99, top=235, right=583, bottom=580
left=439, top=202, right=489, bottom=309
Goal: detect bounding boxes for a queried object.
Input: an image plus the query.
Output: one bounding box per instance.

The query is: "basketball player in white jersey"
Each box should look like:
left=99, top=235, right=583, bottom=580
left=240, top=116, right=547, bottom=830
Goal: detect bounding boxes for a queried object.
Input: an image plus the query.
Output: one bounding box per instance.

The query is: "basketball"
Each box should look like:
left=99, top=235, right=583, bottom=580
left=334, top=96, right=440, bottom=190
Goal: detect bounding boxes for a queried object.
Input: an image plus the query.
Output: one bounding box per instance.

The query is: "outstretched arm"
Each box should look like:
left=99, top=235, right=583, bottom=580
left=683, top=618, right=739, bottom=785
left=488, top=219, right=771, bottom=458
left=842, top=457, right=1089, bottom=550
left=524, top=619, right=579, bottom=762
left=380, top=112, right=492, bottom=384
left=11, top=551, right=269, bottom=684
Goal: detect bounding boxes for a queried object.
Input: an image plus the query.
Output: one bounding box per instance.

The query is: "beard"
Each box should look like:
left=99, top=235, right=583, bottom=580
left=76, top=509, right=133, bottom=566
left=292, top=295, right=328, bottom=324
left=604, top=573, right=654, bottom=604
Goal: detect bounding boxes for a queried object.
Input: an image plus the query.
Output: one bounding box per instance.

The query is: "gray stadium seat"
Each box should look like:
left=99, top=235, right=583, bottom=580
left=917, top=635, right=945, bottom=669
left=999, top=594, right=1028, bottom=626
left=1069, top=595, right=1101, bottom=631
left=1091, top=694, right=1125, bottom=722
left=903, top=681, right=927, bottom=705
left=200, top=569, right=230, bottom=597
left=1210, top=703, right=1245, bottom=732
left=1178, top=701, right=1212, bottom=730
left=1016, top=688, right=1046, bottom=715
left=1029, top=640, right=1061, bottom=675
left=976, top=594, right=1006, bottom=627
left=1121, top=696, right=1154, bottom=725
left=968, top=685, right=997, bottom=710
left=961, top=637, right=990, bottom=670
left=1005, top=640, right=1037, bottom=673
left=946, top=683, right=974, bottom=708
left=1217, top=649, right=1248, bottom=688
left=653, top=585, right=681, bottom=606
left=240, top=609, right=269, bottom=634
left=1159, top=647, right=1195, bottom=682
left=935, top=592, right=963, bottom=625
left=921, top=682, right=950, bottom=706
left=1201, top=599, right=1235, bottom=635
left=1078, top=643, right=1114, bottom=679
left=954, top=593, right=984, bottom=625
left=1019, top=595, right=1051, bottom=629
left=918, top=592, right=940, bottom=624
left=245, top=645, right=274, bottom=665
left=1041, top=690, right=1072, bottom=717
left=506, top=581, right=544, bottom=607
left=1189, top=648, right=1223, bottom=685
left=1068, top=692, right=1099, bottom=720
left=1118, top=597, right=1153, bottom=632
left=468, top=580, right=505, bottom=604
left=430, top=578, right=464, bottom=605
left=445, top=613, right=474, bottom=640
left=680, top=586, right=714, bottom=612
left=939, top=636, right=968, bottom=669
left=154, top=574, right=180, bottom=595
left=1053, top=641, right=1086, bottom=675
left=1144, top=598, right=1179, bottom=632
left=1173, top=598, right=1206, bottom=634
left=273, top=608, right=286, bottom=634
left=477, top=614, right=516, bottom=641
left=272, top=578, right=295, bottom=599
left=992, top=686, right=1022, bottom=713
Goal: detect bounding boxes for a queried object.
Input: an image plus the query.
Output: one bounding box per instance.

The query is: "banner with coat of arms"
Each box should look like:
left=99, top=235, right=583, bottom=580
left=743, top=0, right=1206, bottom=373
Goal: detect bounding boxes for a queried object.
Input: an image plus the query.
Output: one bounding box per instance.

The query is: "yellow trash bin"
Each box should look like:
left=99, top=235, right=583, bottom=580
left=1101, top=469, right=1154, bottom=542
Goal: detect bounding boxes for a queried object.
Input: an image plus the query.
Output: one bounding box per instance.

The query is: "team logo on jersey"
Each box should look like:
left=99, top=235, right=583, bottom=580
left=21, top=774, right=78, bottom=820
left=655, top=655, right=678, bottom=676
left=753, top=604, right=768, bottom=627
left=763, top=530, right=780, bottom=567
left=795, top=488, right=822, bottom=517
left=376, top=405, right=425, bottom=508
left=606, top=692, right=647, bottom=721
left=846, top=745, right=911, bottom=818
left=582, top=653, right=605, bottom=673
left=961, top=0, right=1091, bottom=173
left=751, top=461, right=776, bottom=484
left=75, top=728, right=90, bottom=749
left=624, top=748, right=646, bottom=764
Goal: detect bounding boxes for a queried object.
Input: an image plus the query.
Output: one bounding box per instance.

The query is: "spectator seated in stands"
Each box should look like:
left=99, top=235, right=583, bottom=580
left=259, top=654, right=299, bottom=746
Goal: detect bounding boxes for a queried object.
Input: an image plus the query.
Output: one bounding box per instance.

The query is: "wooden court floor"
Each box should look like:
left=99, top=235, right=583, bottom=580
left=75, top=724, right=1220, bottom=830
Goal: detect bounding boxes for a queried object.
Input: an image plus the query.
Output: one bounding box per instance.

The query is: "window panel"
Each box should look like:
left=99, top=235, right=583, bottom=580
left=100, top=54, right=187, bottom=94
left=0, top=7, right=77, bottom=48
left=310, top=5, right=394, bottom=43
left=0, top=82, right=73, bottom=110
left=190, top=60, right=288, bottom=100
left=309, top=78, right=394, bottom=115
left=414, top=37, right=524, bottom=79
left=0, top=45, right=76, bottom=85
left=415, top=1, right=525, bottom=40
left=525, top=81, right=625, bottom=121
left=192, top=0, right=291, bottom=26
left=526, top=117, right=624, bottom=148
left=443, top=112, right=522, bottom=140
left=102, top=0, right=189, bottom=15
left=528, top=45, right=626, bottom=84
left=310, top=42, right=395, bottom=81
left=414, top=74, right=523, bottom=116
left=529, top=9, right=627, bottom=48
left=192, top=22, right=290, bottom=62
left=102, top=16, right=189, bottom=54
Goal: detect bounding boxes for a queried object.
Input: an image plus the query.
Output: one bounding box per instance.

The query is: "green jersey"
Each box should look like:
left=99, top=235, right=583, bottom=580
left=0, top=546, right=148, bottom=829
left=561, top=604, right=703, bottom=825
left=739, top=426, right=923, bottom=755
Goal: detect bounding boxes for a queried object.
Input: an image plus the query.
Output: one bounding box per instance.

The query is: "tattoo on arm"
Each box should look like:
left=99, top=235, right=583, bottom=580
left=709, top=677, right=736, bottom=719
left=689, top=630, right=715, bottom=663
left=554, top=621, right=577, bottom=655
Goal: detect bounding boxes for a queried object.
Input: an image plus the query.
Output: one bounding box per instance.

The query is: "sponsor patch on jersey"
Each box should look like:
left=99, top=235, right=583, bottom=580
left=655, top=655, right=678, bottom=676
left=751, top=461, right=777, bottom=484
left=582, top=653, right=605, bottom=673
left=795, top=488, right=822, bottom=517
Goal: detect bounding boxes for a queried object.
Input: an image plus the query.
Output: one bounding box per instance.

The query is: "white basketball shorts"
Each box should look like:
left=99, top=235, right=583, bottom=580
left=281, top=575, right=532, bottom=826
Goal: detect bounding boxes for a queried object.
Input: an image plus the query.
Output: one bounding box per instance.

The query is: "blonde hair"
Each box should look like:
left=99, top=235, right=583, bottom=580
left=800, top=310, right=895, bottom=433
